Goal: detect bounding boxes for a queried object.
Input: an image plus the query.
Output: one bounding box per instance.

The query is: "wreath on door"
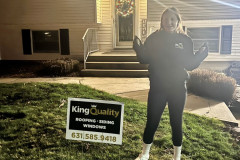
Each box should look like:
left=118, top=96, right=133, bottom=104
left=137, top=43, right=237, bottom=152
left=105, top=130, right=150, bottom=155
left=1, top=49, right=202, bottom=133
left=116, top=0, right=134, bottom=17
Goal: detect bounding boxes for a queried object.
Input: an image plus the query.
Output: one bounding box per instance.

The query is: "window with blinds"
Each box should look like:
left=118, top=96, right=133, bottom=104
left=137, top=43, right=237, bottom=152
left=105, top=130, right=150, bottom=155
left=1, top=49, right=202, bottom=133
left=187, top=26, right=232, bottom=54
left=187, top=27, right=220, bottom=53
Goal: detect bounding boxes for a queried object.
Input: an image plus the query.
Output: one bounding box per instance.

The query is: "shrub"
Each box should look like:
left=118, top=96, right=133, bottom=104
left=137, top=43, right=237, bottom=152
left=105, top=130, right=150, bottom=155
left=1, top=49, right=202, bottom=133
left=224, top=61, right=240, bottom=84
left=39, top=58, right=82, bottom=76
left=187, top=69, right=236, bottom=104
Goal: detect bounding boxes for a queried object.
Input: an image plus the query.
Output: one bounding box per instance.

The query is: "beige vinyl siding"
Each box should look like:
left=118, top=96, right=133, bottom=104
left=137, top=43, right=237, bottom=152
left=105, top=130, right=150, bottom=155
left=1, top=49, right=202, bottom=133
left=184, top=20, right=240, bottom=55
left=147, top=0, right=240, bottom=55
left=0, top=0, right=149, bottom=59
left=0, top=24, right=97, bottom=60
left=230, top=24, right=240, bottom=55
left=0, top=0, right=99, bottom=60
left=97, top=0, right=148, bottom=51
left=0, top=0, right=96, bottom=25
left=97, top=0, right=148, bottom=50
left=148, top=19, right=240, bottom=55
left=97, top=0, right=102, bottom=23
left=96, top=0, right=113, bottom=51
left=148, top=0, right=240, bottom=21
left=0, top=25, right=22, bottom=60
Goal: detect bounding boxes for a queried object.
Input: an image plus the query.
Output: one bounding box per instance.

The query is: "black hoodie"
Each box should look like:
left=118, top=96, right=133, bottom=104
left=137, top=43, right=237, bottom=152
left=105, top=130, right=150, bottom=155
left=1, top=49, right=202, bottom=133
left=134, top=30, right=208, bottom=83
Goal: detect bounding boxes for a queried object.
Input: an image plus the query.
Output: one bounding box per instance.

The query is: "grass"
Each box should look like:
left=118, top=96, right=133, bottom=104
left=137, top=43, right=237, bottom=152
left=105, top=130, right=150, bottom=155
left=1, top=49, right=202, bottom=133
left=0, top=83, right=239, bottom=160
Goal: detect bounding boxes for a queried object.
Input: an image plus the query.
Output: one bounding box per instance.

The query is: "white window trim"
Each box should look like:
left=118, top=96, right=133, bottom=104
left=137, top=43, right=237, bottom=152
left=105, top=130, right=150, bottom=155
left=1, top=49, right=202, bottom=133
left=96, top=0, right=102, bottom=24
left=186, top=26, right=221, bottom=54
left=112, top=0, right=139, bottom=48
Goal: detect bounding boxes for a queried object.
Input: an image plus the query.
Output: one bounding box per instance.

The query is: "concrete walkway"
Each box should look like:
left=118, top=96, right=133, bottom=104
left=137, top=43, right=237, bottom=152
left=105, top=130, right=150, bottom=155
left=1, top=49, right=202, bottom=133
left=0, top=77, right=239, bottom=126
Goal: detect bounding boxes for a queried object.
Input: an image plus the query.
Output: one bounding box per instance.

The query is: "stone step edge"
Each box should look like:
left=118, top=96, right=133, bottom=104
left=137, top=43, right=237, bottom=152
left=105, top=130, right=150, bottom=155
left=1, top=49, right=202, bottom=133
left=86, top=62, right=144, bottom=64
left=81, top=69, right=148, bottom=71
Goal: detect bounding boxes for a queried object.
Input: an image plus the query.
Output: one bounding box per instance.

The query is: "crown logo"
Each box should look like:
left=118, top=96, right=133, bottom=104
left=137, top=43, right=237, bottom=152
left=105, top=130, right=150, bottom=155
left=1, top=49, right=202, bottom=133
left=91, top=104, right=97, bottom=108
left=175, top=43, right=184, bottom=49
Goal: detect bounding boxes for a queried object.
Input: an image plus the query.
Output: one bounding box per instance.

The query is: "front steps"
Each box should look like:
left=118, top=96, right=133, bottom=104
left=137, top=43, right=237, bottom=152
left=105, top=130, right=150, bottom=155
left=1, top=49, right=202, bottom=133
left=81, top=50, right=149, bottom=77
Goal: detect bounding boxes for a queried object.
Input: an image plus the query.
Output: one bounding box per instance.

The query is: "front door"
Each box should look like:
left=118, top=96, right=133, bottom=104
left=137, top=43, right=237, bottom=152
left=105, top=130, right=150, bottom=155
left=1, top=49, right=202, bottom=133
left=115, top=0, right=135, bottom=47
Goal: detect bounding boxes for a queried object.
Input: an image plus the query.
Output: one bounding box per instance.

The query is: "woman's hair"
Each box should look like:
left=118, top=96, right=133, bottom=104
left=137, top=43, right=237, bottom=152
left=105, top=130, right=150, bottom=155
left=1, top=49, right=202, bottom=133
left=160, top=7, right=185, bottom=34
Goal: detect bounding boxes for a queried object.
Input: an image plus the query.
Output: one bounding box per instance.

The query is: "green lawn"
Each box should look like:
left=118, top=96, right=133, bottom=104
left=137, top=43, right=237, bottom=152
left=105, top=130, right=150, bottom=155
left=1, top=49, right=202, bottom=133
left=0, top=83, right=239, bottom=160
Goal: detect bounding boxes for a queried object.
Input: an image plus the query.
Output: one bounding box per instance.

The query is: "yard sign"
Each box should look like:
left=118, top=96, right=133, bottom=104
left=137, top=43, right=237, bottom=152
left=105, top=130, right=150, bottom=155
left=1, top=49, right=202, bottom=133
left=66, top=98, right=124, bottom=145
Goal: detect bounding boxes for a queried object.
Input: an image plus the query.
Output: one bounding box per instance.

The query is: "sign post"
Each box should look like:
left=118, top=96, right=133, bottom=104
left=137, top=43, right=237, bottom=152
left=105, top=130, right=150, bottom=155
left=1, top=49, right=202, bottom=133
left=66, top=98, right=124, bottom=145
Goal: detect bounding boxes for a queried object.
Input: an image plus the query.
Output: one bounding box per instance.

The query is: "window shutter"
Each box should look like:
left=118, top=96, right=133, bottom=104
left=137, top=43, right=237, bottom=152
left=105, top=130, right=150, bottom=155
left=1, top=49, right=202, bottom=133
left=221, top=26, right=232, bottom=54
left=60, top=29, right=70, bottom=55
left=22, top=29, right=32, bottom=55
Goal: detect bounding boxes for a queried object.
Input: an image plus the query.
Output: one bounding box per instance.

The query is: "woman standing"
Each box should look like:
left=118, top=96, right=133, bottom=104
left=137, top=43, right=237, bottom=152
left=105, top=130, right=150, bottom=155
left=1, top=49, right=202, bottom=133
left=133, top=7, right=208, bottom=160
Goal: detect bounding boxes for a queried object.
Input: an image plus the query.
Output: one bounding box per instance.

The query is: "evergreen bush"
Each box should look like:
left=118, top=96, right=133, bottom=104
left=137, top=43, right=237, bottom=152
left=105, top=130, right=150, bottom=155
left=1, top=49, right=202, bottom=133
left=187, top=69, right=236, bottom=104
left=39, top=58, right=81, bottom=76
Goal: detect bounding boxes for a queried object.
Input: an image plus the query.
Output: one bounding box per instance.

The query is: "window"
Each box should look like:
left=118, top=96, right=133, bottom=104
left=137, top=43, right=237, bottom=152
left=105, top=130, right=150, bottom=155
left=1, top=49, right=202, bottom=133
left=96, top=0, right=102, bottom=23
left=187, top=27, right=220, bottom=53
left=32, top=30, right=60, bottom=53
left=22, top=29, right=70, bottom=55
left=187, top=26, right=233, bottom=54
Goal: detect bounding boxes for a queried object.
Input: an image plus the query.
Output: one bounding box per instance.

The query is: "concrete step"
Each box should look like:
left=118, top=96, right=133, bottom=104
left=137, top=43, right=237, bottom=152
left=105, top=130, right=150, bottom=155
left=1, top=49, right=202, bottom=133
left=86, top=62, right=148, bottom=70
left=84, top=51, right=146, bottom=77
left=116, top=89, right=239, bottom=127
left=87, top=55, right=138, bottom=62
left=81, top=69, right=149, bottom=77
left=185, top=94, right=239, bottom=127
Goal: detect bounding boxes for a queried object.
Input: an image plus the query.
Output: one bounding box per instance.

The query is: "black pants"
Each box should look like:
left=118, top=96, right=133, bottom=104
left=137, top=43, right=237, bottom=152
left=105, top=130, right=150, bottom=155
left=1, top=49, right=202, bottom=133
left=143, top=80, right=187, bottom=146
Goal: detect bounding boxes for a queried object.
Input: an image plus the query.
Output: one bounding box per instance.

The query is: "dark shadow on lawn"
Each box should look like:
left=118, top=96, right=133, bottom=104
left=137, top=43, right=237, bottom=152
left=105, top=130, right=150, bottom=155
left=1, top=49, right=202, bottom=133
left=0, top=112, right=26, bottom=120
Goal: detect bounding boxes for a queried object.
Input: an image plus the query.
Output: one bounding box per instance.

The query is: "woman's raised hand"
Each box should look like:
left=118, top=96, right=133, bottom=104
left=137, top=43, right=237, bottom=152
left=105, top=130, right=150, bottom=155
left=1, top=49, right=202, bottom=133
left=133, top=36, right=142, bottom=52
left=198, top=42, right=208, bottom=55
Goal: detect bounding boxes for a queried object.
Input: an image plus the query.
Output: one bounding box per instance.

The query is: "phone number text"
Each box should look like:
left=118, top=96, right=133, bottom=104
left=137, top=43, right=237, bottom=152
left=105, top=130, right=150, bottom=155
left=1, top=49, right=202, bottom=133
left=71, top=132, right=117, bottom=142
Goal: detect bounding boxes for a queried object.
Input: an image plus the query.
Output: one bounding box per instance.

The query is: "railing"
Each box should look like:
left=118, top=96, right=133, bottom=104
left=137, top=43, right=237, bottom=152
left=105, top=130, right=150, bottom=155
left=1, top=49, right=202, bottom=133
left=82, top=28, right=99, bottom=69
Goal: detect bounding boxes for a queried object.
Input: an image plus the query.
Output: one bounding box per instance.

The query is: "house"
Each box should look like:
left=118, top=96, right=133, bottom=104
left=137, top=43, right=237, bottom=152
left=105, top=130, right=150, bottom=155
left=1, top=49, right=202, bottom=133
left=147, top=0, right=240, bottom=72
left=0, top=0, right=240, bottom=72
left=148, top=0, right=240, bottom=55
left=0, top=0, right=147, bottom=61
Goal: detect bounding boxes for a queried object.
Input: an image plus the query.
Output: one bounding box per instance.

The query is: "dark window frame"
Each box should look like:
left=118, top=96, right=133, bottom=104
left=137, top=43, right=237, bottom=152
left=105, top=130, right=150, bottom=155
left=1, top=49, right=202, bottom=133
left=31, top=30, right=61, bottom=54
left=22, top=29, right=70, bottom=55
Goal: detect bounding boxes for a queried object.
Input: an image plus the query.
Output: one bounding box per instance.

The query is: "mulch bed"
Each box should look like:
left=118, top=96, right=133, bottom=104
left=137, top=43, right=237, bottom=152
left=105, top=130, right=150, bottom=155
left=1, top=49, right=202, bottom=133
left=0, top=60, right=44, bottom=78
left=0, top=60, right=82, bottom=77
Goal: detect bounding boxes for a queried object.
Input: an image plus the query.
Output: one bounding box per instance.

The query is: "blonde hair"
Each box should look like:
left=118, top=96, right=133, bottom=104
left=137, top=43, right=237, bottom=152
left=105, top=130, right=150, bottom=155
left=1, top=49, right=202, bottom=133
left=160, top=7, right=185, bottom=34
